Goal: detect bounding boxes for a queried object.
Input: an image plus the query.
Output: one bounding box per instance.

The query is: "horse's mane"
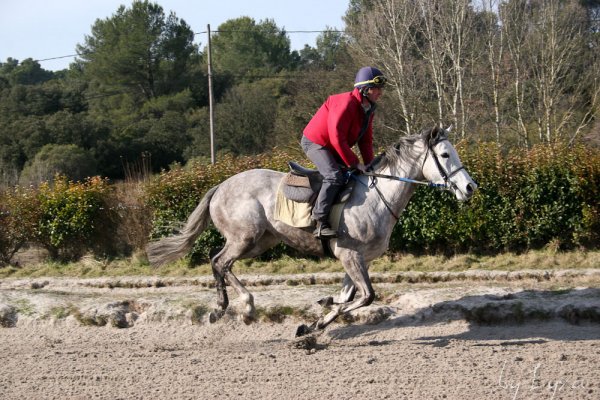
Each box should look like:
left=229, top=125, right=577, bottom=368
left=370, top=127, right=447, bottom=173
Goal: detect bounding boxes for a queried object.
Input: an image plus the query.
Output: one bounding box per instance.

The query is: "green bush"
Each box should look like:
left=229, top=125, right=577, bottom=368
left=145, top=142, right=600, bottom=260
left=0, top=186, right=40, bottom=265
left=392, top=143, right=600, bottom=253
left=144, top=150, right=294, bottom=261
left=1, top=142, right=597, bottom=266
left=35, top=175, right=110, bottom=260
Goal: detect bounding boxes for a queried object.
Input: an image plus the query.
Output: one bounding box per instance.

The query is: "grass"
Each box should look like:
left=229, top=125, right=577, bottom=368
left=0, top=249, right=599, bottom=279
left=180, top=300, right=210, bottom=324
left=12, top=298, right=35, bottom=316
left=49, top=305, right=73, bottom=320
left=255, top=305, right=317, bottom=323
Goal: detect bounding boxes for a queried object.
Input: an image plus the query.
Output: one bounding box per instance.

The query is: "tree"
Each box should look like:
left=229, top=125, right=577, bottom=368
left=525, top=0, right=590, bottom=142
left=0, top=58, right=54, bottom=86
left=298, top=29, right=351, bottom=71
left=500, top=0, right=598, bottom=145
left=44, top=111, right=102, bottom=150
left=90, top=90, right=194, bottom=177
left=479, top=0, right=505, bottom=143
left=414, top=0, right=478, bottom=138
left=77, top=0, right=198, bottom=101
left=214, top=79, right=281, bottom=155
left=209, top=17, right=294, bottom=81
left=345, top=0, right=425, bottom=136
left=19, top=144, right=97, bottom=186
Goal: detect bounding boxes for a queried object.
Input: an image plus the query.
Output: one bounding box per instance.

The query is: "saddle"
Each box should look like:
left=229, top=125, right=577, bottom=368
left=281, top=162, right=355, bottom=204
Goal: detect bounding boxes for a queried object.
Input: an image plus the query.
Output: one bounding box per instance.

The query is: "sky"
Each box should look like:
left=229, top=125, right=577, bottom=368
left=0, top=0, right=349, bottom=71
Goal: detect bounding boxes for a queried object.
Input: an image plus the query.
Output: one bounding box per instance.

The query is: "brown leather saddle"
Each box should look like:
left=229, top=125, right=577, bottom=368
left=280, top=162, right=355, bottom=204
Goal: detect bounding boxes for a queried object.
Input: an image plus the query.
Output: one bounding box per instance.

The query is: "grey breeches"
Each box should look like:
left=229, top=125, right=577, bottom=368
left=301, top=136, right=346, bottom=221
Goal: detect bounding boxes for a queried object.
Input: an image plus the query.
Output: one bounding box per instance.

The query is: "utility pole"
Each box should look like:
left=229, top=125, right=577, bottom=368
left=207, top=24, right=216, bottom=164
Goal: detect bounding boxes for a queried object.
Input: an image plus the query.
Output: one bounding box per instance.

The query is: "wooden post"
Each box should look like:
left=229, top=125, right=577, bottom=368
left=207, top=24, right=216, bottom=164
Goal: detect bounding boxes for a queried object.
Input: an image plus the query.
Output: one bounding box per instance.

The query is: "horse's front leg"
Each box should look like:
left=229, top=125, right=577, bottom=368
left=317, top=273, right=356, bottom=307
left=338, top=274, right=358, bottom=303
left=297, top=252, right=374, bottom=336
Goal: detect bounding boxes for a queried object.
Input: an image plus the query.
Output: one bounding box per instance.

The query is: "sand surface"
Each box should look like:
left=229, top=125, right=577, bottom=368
left=1, top=271, right=599, bottom=399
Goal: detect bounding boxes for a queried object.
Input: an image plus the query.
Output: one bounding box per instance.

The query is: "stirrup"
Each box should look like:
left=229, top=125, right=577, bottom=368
left=313, top=222, right=338, bottom=238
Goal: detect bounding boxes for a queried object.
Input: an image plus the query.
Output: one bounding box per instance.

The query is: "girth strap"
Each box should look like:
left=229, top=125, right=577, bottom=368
left=320, top=238, right=336, bottom=259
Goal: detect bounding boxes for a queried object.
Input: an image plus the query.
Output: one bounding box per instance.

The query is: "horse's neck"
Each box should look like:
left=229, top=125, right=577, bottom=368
left=376, top=164, right=418, bottom=212
left=372, top=143, right=426, bottom=216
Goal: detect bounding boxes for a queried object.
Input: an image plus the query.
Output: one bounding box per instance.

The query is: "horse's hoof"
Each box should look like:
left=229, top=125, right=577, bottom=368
left=241, top=313, right=255, bottom=325
left=208, top=310, right=223, bottom=324
left=317, top=296, right=334, bottom=308
left=295, top=324, right=312, bottom=337
left=295, top=321, right=320, bottom=337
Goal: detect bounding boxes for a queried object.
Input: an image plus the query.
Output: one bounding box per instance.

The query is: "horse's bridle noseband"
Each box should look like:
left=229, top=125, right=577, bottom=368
left=425, top=136, right=466, bottom=192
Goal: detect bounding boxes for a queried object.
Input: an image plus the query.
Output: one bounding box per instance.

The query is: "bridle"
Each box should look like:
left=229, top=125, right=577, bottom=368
left=425, top=136, right=467, bottom=193
left=360, top=136, right=466, bottom=220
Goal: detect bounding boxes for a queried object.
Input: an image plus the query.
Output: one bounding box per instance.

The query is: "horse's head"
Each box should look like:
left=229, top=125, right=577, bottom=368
left=421, top=126, right=477, bottom=201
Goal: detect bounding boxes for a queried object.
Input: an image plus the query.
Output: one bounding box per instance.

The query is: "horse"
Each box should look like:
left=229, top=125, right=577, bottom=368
left=146, top=126, right=478, bottom=336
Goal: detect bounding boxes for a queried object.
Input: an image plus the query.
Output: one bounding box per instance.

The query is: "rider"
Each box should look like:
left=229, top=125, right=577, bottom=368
left=301, top=66, right=387, bottom=238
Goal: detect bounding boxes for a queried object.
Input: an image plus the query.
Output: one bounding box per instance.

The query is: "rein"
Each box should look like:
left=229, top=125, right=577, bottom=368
left=358, top=172, right=445, bottom=221
left=362, top=171, right=447, bottom=189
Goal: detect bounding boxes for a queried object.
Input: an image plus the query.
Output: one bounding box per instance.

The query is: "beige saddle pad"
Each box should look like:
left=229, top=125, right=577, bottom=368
left=274, top=181, right=345, bottom=229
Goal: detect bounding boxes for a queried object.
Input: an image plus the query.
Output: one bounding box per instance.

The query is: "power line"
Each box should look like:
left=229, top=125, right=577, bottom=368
left=26, top=29, right=344, bottom=66
left=195, top=29, right=344, bottom=35
left=34, top=54, right=79, bottom=62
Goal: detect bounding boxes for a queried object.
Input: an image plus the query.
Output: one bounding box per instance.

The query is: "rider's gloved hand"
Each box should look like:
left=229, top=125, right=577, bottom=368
left=355, top=163, right=368, bottom=174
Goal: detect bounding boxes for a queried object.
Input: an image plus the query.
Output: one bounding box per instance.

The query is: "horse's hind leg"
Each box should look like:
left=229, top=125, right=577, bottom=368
left=209, top=233, right=279, bottom=324
left=209, top=247, right=229, bottom=321
left=338, top=274, right=357, bottom=302
left=223, top=270, right=255, bottom=324
left=209, top=243, right=254, bottom=323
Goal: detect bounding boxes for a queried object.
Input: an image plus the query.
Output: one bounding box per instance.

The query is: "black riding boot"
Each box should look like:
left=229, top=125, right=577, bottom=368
left=313, top=220, right=338, bottom=238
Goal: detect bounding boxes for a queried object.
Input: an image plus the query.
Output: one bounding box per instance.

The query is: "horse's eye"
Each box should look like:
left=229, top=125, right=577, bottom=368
left=441, top=153, right=450, bottom=159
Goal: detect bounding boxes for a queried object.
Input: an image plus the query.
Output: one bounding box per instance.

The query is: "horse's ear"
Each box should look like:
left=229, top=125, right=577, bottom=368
left=424, top=126, right=442, bottom=145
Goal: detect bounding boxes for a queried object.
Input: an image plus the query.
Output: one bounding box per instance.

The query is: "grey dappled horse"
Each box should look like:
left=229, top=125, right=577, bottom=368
left=146, top=126, right=477, bottom=335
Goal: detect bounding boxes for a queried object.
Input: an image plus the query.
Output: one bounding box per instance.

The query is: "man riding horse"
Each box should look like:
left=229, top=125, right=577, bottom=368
left=301, top=66, right=387, bottom=238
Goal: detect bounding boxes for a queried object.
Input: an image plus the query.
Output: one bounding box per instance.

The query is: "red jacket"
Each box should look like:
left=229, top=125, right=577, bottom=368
left=303, top=88, right=375, bottom=167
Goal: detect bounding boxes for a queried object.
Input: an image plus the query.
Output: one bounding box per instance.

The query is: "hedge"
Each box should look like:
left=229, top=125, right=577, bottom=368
left=145, top=142, right=600, bottom=259
left=393, top=142, right=600, bottom=253
left=144, top=150, right=293, bottom=262
left=0, top=143, right=598, bottom=265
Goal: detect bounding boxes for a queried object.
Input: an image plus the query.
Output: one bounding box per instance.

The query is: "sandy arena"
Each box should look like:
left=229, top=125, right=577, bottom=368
left=1, top=271, right=599, bottom=399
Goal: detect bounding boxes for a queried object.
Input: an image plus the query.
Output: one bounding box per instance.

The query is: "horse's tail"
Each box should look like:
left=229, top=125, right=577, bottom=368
left=146, top=185, right=220, bottom=267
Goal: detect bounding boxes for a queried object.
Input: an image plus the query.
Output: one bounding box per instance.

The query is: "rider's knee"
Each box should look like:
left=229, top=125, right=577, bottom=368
left=323, top=170, right=345, bottom=185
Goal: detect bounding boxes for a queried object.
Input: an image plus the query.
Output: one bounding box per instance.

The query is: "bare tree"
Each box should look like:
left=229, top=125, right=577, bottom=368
left=440, top=0, right=475, bottom=138
left=523, top=0, right=584, bottom=142
left=416, top=0, right=447, bottom=129
left=479, top=0, right=505, bottom=143
left=500, top=0, right=531, bottom=147
left=345, top=0, right=424, bottom=136
left=501, top=0, right=595, bottom=145
left=415, top=0, right=478, bottom=139
left=344, top=0, right=599, bottom=147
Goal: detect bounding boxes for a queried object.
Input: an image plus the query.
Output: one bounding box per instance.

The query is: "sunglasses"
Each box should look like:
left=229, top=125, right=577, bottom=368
left=355, top=75, right=388, bottom=88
